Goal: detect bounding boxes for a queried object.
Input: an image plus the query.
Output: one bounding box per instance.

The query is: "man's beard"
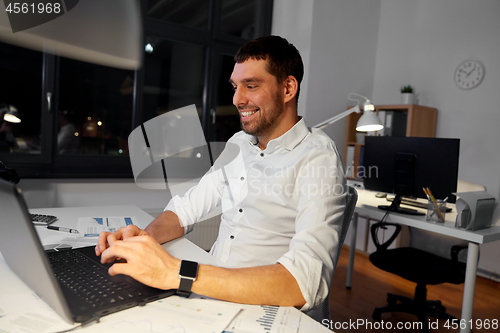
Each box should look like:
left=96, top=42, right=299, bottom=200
left=240, top=93, right=284, bottom=137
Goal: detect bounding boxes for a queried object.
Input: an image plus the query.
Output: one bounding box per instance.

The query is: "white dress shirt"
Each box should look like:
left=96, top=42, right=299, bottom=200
left=165, top=118, right=346, bottom=311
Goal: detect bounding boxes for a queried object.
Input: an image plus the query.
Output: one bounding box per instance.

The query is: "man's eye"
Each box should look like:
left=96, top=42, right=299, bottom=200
left=247, top=85, right=256, bottom=89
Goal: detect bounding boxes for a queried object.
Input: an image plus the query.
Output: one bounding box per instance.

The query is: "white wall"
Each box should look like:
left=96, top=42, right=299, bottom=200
left=272, top=0, right=314, bottom=119
left=273, top=0, right=381, bottom=150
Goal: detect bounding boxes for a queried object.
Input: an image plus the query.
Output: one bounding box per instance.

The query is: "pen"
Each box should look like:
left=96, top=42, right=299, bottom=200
left=436, top=196, right=449, bottom=209
left=427, top=188, right=446, bottom=222
left=439, top=197, right=449, bottom=207
left=426, top=196, right=449, bottom=220
left=47, top=225, right=79, bottom=234
left=423, top=187, right=445, bottom=222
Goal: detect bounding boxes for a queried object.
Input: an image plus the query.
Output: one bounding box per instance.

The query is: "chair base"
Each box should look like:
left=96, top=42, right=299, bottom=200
left=372, top=285, right=456, bottom=333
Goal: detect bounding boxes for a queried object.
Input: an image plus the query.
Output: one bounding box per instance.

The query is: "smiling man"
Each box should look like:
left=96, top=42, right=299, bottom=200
left=96, top=36, right=346, bottom=316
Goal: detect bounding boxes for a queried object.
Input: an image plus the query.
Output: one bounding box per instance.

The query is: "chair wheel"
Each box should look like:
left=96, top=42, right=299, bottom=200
left=387, top=294, right=397, bottom=305
left=372, top=310, right=382, bottom=321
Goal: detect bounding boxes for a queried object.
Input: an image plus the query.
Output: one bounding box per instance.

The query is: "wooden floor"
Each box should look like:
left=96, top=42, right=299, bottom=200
left=328, top=246, right=500, bottom=332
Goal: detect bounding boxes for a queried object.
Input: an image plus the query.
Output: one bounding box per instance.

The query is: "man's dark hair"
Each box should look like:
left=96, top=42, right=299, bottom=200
left=235, top=35, right=304, bottom=102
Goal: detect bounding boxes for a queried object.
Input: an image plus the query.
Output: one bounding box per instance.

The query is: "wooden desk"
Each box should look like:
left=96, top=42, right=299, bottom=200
left=347, top=190, right=500, bottom=333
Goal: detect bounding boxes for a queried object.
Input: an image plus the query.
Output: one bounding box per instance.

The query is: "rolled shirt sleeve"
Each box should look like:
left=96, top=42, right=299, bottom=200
left=277, top=144, right=346, bottom=311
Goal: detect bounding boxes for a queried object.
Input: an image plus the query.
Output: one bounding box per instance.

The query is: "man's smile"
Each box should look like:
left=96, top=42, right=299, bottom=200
left=239, top=108, right=260, bottom=119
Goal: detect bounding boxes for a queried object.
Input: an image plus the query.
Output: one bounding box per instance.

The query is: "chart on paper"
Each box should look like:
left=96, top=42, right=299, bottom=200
left=224, top=305, right=300, bottom=333
left=77, top=216, right=138, bottom=237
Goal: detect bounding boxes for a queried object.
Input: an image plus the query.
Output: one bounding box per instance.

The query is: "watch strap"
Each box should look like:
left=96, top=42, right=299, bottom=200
left=177, top=277, right=194, bottom=297
left=177, top=260, right=199, bottom=297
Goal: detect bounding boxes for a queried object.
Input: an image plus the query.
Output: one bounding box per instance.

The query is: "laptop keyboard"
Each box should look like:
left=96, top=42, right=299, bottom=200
left=48, top=250, right=143, bottom=308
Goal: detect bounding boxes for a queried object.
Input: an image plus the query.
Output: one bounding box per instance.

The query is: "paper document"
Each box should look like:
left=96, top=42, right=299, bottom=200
left=81, top=296, right=241, bottom=333
left=42, top=234, right=98, bottom=250
left=77, top=216, right=138, bottom=237
left=0, top=291, right=76, bottom=333
left=224, top=305, right=300, bottom=333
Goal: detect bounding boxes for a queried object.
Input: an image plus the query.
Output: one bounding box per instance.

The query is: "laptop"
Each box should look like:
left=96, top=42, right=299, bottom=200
left=0, top=179, right=175, bottom=324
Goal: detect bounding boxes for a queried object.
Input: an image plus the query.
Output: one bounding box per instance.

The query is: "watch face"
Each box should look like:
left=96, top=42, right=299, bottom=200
left=180, top=260, right=198, bottom=277
left=454, top=60, right=484, bottom=90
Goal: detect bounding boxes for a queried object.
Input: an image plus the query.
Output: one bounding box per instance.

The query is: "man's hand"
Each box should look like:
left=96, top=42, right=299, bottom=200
left=95, top=211, right=185, bottom=259
left=100, top=235, right=181, bottom=290
left=95, top=225, right=149, bottom=259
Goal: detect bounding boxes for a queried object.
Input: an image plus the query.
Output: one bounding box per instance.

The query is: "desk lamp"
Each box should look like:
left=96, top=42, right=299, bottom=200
left=313, top=93, right=383, bottom=131
left=1, top=104, right=21, bottom=123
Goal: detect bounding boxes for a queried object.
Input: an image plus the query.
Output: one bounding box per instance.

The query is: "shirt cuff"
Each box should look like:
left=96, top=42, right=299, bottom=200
left=164, top=196, right=194, bottom=235
left=277, top=251, right=326, bottom=312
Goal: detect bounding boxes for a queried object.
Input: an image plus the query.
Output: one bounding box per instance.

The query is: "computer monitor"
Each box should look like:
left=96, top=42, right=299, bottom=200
left=362, top=136, right=460, bottom=215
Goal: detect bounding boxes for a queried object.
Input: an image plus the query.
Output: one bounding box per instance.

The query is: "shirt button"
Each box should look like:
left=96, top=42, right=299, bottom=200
left=230, top=235, right=234, bottom=239
left=238, top=208, right=243, bottom=213
left=260, top=153, right=264, bottom=157
left=240, top=176, right=245, bottom=181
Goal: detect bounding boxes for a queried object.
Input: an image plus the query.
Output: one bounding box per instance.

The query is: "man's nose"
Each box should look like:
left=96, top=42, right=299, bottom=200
left=233, top=87, right=247, bottom=107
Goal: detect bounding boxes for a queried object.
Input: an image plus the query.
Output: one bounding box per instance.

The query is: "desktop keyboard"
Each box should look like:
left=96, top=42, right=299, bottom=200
left=30, top=213, right=58, bottom=225
left=386, top=196, right=452, bottom=212
left=387, top=197, right=428, bottom=209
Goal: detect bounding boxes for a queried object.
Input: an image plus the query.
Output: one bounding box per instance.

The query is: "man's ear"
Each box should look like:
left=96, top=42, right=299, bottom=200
left=283, top=75, right=298, bottom=104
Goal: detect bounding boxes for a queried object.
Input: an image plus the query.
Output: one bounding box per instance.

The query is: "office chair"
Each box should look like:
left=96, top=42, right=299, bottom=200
left=369, top=222, right=468, bottom=333
left=308, top=185, right=358, bottom=323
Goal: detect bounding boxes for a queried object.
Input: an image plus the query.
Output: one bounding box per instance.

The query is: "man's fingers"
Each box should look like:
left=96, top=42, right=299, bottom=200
left=95, top=226, right=148, bottom=257
left=108, top=262, right=127, bottom=276
left=95, top=231, right=111, bottom=256
left=123, top=225, right=142, bottom=239
left=99, top=236, right=179, bottom=290
left=100, top=240, right=137, bottom=264
left=106, top=233, right=119, bottom=246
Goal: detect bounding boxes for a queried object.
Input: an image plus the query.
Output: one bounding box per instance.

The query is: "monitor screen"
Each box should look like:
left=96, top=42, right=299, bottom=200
left=363, top=136, right=460, bottom=214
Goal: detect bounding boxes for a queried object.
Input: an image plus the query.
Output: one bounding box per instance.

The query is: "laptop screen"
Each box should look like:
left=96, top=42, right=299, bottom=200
left=0, top=180, right=73, bottom=322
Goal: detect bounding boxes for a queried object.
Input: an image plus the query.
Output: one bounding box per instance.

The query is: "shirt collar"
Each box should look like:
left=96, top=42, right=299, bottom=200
left=246, top=117, right=310, bottom=151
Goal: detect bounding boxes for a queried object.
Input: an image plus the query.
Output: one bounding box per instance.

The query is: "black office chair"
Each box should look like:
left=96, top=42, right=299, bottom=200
left=369, top=222, right=468, bottom=333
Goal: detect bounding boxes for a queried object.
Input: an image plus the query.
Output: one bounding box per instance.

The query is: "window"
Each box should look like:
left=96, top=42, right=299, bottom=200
left=214, top=53, right=242, bottom=142
left=0, top=42, right=43, bottom=156
left=220, top=0, right=261, bottom=39
left=0, top=0, right=273, bottom=178
left=146, top=0, right=210, bottom=31
left=57, top=57, right=134, bottom=156
left=142, top=38, right=206, bottom=122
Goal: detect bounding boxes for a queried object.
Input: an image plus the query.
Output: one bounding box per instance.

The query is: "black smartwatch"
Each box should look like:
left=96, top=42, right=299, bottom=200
left=177, top=260, right=199, bottom=297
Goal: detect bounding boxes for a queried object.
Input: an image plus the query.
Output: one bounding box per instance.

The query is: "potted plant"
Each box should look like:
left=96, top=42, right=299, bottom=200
left=400, top=85, right=414, bottom=104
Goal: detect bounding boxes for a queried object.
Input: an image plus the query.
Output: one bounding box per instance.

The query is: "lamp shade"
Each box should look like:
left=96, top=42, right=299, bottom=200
left=356, top=111, right=383, bottom=131
left=1, top=104, right=21, bottom=123
left=355, top=101, right=383, bottom=132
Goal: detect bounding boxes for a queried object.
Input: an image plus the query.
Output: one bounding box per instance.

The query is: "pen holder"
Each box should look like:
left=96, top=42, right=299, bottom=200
left=426, top=200, right=446, bottom=223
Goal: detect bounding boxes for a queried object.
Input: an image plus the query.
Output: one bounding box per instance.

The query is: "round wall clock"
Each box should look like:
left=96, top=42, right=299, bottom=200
left=454, top=60, right=485, bottom=90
